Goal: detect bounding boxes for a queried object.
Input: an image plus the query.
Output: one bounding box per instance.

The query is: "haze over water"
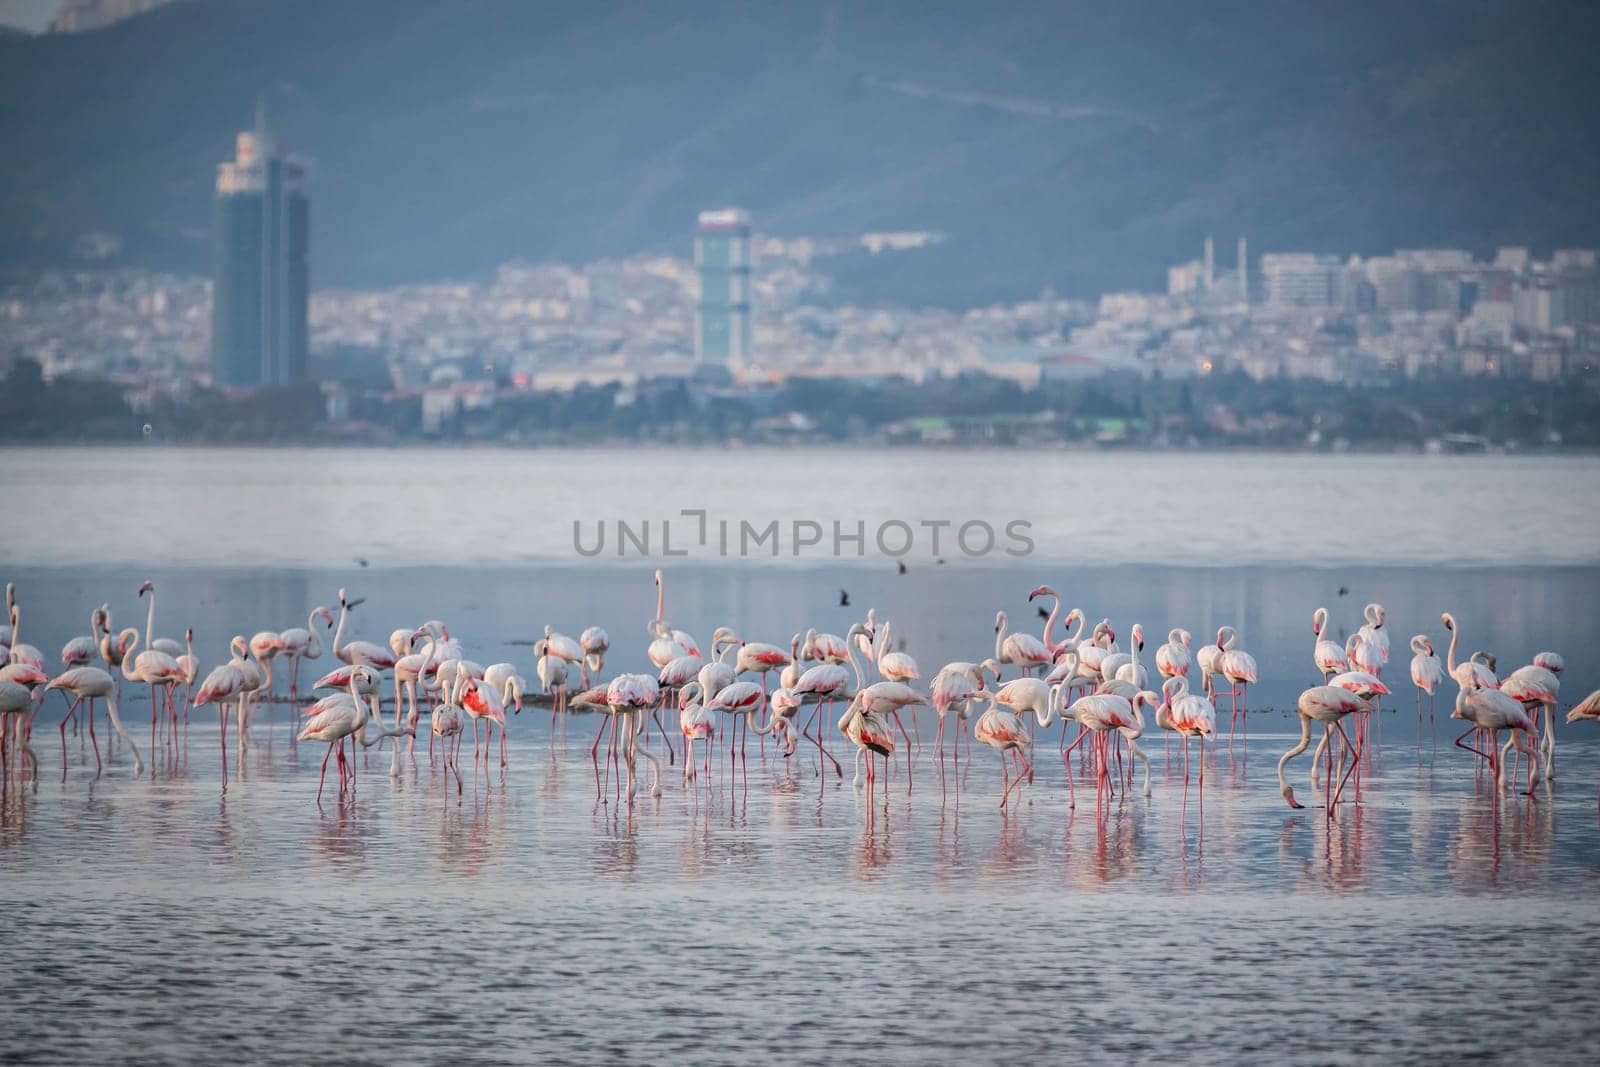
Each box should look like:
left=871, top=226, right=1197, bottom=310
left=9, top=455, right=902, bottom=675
left=3, top=446, right=1599, bottom=1062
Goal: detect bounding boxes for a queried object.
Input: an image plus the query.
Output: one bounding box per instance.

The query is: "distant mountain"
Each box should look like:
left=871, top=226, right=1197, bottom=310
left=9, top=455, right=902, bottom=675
left=1, top=0, right=1597, bottom=305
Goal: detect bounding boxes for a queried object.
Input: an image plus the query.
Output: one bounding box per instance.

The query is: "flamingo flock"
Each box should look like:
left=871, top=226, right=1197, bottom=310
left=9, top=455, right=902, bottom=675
left=1, top=575, right=1597, bottom=824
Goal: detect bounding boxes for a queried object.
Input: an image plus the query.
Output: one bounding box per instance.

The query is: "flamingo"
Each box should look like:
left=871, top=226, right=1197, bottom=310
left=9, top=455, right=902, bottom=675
left=1440, top=614, right=1497, bottom=689
left=431, top=673, right=466, bottom=794
left=791, top=622, right=869, bottom=779
left=175, top=628, right=200, bottom=718
left=1409, top=635, right=1445, bottom=725
left=839, top=692, right=896, bottom=796
left=1195, top=626, right=1230, bottom=701
left=767, top=687, right=803, bottom=755
left=677, top=682, right=717, bottom=783
left=1112, top=624, right=1148, bottom=688
left=1154, top=628, right=1191, bottom=680
left=298, top=665, right=406, bottom=802
left=331, top=589, right=399, bottom=670
left=125, top=582, right=185, bottom=756
left=697, top=627, right=740, bottom=702
left=1358, top=603, right=1390, bottom=666
left=391, top=625, right=438, bottom=759
left=853, top=608, right=878, bottom=664
left=1451, top=683, right=1541, bottom=797
left=733, top=636, right=786, bottom=739
left=60, top=610, right=98, bottom=668
left=535, top=639, right=571, bottom=732
left=607, top=672, right=663, bottom=804
left=649, top=570, right=702, bottom=659
left=4, top=586, right=45, bottom=671
left=1499, top=663, right=1559, bottom=781
left=973, top=696, right=1032, bottom=808
left=930, top=658, right=999, bottom=763
left=1311, top=608, right=1348, bottom=681
left=248, top=631, right=286, bottom=698
left=192, top=655, right=248, bottom=779
left=54, top=606, right=105, bottom=741
left=278, top=607, right=333, bottom=698
left=1156, top=676, right=1216, bottom=811
left=1212, top=628, right=1256, bottom=736
left=579, top=625, right=609, bottom=687
left=1564, top=691, right=1600, bottom=811
left=805, top=628, right=850, bottom=665
left=540, top=625, right=584, bottom=672
left=1346, top=632, right=1383, bottom=680
left=871, top=620, right=919, bottom=686
left=706, top=679, right=772, bottom=783
left=460, top=672, right=517, bottom=772
left=46, top=666, right=132, bottom=777
left=1, top=679, right=39, bottom=791
left=1063, top=689, right=1155, bottom=806
left=1276, top=686, right=1374, bottom=814
left=994, top=609, right=1051, bottom=677
left=1024, top=585, right=1062, bottom=659
left=852, top=680, right=926, bottom=788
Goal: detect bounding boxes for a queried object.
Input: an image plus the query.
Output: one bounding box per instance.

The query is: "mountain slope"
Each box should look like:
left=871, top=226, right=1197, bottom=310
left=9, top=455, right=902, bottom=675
left=1, top=0, right=1596, bottom=304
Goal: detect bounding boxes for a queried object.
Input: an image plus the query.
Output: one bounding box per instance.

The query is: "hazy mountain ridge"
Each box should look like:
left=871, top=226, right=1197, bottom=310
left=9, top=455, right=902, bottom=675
left=1, top=0, right=1596, bottom=305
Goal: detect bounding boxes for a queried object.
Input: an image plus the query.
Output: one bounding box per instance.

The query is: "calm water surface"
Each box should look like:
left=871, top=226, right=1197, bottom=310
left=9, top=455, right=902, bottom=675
left=2, top=445, right=1597, bottom=567
left=4, top=449, right=1600, bottom=1061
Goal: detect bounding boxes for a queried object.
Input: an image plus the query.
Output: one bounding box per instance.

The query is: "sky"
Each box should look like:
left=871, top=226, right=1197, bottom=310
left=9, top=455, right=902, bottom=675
left=0, top=0, right=59, bottom=32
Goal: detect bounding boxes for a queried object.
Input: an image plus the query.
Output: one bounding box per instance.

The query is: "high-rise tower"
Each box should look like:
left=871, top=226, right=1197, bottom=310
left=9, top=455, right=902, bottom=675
left=212, top=107, right=310, bottom=387
left=694, top=208, right=752, bottom=370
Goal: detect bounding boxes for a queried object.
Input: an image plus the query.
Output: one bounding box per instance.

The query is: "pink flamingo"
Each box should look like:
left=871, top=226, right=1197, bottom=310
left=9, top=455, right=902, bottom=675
left=1311, top=608, right=1349, bottom=681
left=994, top=609, right=1051, bottom=677
left=1277, top=685, right=1374, bottom=815
left=973, top=696, right=1032, bottom=808
left=331, top=589, right=399, bottom=670
left=1156, top=676, right=1215, bottom=812
left=48, top=665, right=143, bottom=777
left=677, top=682, right=717, bottom=784
left=1452, top=683, right=1541, bottom=798
left=579, top=626, right=609, bottom=688
left=839, top=692, right=897, bottom=797
left=278, top=607, right=333, bottom=698
left=1499, top=662, right=1559, bottom=780
left=298, top=665, right=404, bottom=802
left=1409, top=635, right=1445, bottom=725
left=1154, top=628, right=1192, bottom=681
left=1062, top=689, right=1154, bottom=807
left=930, top=658, right=999, bottom=764
left=1564, top=691, right=1600, bottom=812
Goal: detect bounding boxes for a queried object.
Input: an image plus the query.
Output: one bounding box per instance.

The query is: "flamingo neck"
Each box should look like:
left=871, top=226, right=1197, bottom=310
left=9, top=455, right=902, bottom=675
left=1040, top=596, right=1061, bottom=651
left=844, top=637, right=863, bottom=693
left=144, top=591, right=155, bottom=648
left=994, top=617, right=1007, bottom=663
left=1445, top=621, right=1460, bottom=673
left=305, top=609, right=324, bottom=658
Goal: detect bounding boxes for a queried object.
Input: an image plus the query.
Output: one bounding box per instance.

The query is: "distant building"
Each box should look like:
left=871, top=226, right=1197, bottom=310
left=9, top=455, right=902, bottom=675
left=1260, top=253, right=1345, bottom=308
left=212, top=108, right=310, bottom=387
left=694, top=208, right=752, bottom=370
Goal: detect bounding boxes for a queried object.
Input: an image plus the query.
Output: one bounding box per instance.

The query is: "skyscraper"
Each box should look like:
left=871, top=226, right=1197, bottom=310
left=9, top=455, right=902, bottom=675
left=212, top=107, right=309, bottom=387
left=694, top=208, right=752, bottom=370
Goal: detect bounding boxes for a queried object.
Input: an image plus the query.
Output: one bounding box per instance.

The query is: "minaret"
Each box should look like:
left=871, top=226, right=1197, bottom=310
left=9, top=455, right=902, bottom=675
left=1237, top=236, right=1249, bottom=306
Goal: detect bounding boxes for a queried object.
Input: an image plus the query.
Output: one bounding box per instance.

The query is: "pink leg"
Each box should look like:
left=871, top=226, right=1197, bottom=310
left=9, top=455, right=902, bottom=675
left=316, top=742, right=332, bottom=802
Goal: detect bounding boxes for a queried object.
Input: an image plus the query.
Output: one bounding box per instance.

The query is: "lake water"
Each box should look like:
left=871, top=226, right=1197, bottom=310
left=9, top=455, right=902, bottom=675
left=3, top=447, right=1600, bottom=1062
